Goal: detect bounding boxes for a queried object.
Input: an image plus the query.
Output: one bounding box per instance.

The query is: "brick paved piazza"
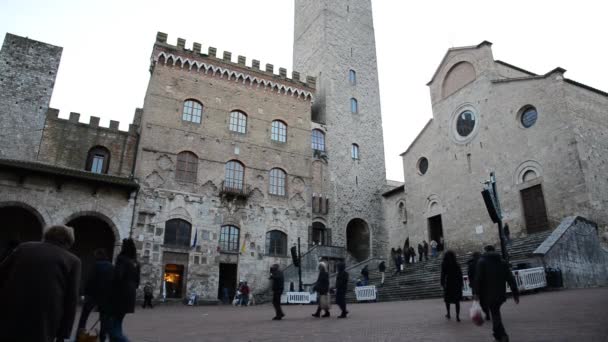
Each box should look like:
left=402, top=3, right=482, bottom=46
left=111, top=288, right=607, bottom=342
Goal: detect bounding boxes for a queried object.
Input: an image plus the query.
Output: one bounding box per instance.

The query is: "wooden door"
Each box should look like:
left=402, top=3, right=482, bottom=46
left=521, top=185, right=549, bottom=233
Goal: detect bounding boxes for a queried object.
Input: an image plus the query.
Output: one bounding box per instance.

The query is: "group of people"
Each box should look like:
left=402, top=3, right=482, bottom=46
left=440, top=246, right=520, bottom=342
left=268, top=261, right=350, bottom=321
left=234, top=281, right=251, bottom=306
left=391, top=239, right=439, bottom=275
left=0, top=225, right=141, bottom=342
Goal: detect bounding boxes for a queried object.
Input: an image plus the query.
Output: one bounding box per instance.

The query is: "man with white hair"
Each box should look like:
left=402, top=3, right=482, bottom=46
left=0, top=225, right=81, bottom=342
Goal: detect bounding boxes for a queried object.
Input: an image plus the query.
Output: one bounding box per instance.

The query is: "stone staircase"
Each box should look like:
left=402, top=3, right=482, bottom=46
left=344, top=231, right=552, bottom=303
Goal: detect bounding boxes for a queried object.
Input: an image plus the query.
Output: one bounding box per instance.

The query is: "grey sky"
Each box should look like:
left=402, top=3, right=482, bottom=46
left=1, top=0, right=606, bottom=181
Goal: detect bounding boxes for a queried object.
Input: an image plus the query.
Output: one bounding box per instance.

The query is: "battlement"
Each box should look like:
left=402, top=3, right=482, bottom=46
left=152, top=32, right=316, bottom=100
left=46, top=108, right=140, bottom=134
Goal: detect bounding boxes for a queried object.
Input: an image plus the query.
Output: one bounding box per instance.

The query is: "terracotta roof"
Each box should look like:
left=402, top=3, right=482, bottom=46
left=0, top=158, right=139, bottom=191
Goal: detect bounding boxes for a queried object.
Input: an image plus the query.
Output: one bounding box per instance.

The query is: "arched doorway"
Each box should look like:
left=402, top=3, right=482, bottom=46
left=346, top=218, right=370, bottom=262
left=0, top=204, right=44, bottom=259
left=67, top=215, right=116, bottom=291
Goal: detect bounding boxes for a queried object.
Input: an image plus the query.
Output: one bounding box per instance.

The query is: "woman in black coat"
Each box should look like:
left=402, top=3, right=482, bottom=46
left=335, top=262, right=349, bottom=318
left=109, top=238, right=140, bottom=341
left=440, top=250, right=463, bottom=321
left=312, top=262, right=330, bottom=318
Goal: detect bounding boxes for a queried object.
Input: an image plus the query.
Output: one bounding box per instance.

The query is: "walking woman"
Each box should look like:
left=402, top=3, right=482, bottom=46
left=312, top=262, right=330, bottom=318
left=440, top=250, right=463, bottom=321
left=109, top=238, right=140, bottom=341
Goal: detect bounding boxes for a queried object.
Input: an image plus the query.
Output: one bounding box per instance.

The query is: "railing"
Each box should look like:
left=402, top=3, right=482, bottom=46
left=462, top=267, right=546, bottom=298
left=287, top=292, right=312, bottom=304
left=355, top=285, right=377, bottom=301
left=219, top=181, right=251, bottom=198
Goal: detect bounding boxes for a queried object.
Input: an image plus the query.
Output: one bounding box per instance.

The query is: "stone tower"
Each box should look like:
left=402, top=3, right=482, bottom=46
left=294, top=0, right=387, bottom=260
left=0, top=33, right=62, bottom=160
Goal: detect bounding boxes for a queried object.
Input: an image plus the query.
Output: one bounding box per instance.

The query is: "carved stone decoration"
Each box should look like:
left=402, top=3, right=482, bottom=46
left=291, top=176, right=305, bottom=194
left=289, top=193, right=306, bottom=210
left=144, top=171, right=165, bottom=188
left=157, top=154, right=174, bottom=171
left=200, top=180, right=218, bottom=196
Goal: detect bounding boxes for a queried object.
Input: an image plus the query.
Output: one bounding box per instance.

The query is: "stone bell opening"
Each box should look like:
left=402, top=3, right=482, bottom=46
left=346, top=218, right=370, bottom=262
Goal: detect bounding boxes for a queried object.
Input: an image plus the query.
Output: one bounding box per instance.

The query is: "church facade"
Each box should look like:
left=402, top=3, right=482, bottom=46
left=386, top=41, right=608, bottom=253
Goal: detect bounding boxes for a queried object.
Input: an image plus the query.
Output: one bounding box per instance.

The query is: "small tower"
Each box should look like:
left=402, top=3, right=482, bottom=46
left=294, top=0, right=387, bottom=260
left=0, top=33, right=62, bottom=160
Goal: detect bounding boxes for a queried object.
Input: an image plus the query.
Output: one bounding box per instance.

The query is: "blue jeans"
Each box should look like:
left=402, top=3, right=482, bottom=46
left=109, top=313, right=129, bottom=342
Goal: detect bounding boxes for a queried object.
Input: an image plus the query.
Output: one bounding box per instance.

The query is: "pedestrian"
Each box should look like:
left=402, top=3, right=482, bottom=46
left=360, top=265, right=369, bottom=286
left=467, top=252, right=489, bottom=321
left=143, top=281, right=154, bottom=308
left=430, top=240, right=438, bottom=257
left=109, top=238, right=141, bottom=342
left=440, top=250, right=463, bottom=322
left=503, top=224, right=511, bottom=245
left=78, top=248, right=114, bottom=341
left=0, top=225, right=81, bottom=342
left=404, top=246, right=410, bottom=264
left=423, top=240, right=429, bottom=260
left=269, top=264, right=285, bottom=320
left=335, top=261, right=349, bottom=318
left=474, top=245, right=520, bottom=342
left=240, top=281, right=250, bottom=306
left=409, top=246, right=416, bottom=264
left=378, top=261, right=386, bottom=286
left=394, top=252, right=403, bottom=275
left=439, top=236, right=445, bottom=252
left=312, top=262, right=331, bottom=318
left=417, top=243, right=424, bottom=262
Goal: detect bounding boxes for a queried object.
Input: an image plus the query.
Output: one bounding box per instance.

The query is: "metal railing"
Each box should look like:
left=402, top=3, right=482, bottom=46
left=287, top=292, right=312, bottom=304
left=219, top=181, right=251, bottom=198
left=355, top=285, right=377, bottom=301
left=462, top=267, right=546, bottom=298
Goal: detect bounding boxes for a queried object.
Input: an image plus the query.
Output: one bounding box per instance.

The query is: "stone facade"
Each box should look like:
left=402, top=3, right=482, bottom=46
left=391, top=42, right=608, bottom=255
left=0, top=33, right=62, bottom=161
left=294, top=0, right=388, bottom=261
left=131, top=34, right=317, bottom=301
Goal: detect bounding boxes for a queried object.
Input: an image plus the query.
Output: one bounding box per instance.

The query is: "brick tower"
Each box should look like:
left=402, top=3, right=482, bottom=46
left=0, top=34, right=62, bottom=160
left=294, top=0, right=387, bottom=260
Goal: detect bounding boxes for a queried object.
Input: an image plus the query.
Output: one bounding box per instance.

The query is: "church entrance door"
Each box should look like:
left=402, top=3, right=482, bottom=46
left=521, top=184, right=549, bottom=234
left=428, top=215, right=444, bottom=250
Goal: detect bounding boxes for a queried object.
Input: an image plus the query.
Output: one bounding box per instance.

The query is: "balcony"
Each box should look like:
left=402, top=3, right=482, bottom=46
left=220, top=181, right=251, bottom=199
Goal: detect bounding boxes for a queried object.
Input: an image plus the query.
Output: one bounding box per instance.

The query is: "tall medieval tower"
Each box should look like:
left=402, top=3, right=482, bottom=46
left=294, top=0, right=387, bottom=260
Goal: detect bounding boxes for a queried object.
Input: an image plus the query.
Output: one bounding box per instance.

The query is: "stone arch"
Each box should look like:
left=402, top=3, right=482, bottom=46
left=425, top=194, right=445, bottom=218
left=514, top=160, right=543, bottom=185
left=397, top=199, right=407, bottom=223
left=346, top=218, right=370, bottom=262
left=442, top=61, right=476, bottom=98
left=0, top=201, right=45, bottom=257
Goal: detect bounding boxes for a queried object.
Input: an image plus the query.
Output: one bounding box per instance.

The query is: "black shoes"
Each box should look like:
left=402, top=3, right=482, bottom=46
left=321, top=311, right=330, bottom=318
left=272, top=313, right=285, bottom=320
left=312, top=313, right=320, bottom=318
left=338, top=311, right=349, bottom=318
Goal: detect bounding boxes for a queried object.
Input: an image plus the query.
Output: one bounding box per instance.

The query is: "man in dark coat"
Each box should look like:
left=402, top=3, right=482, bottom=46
left=335, top=262, right=349, bottom=318
left=475, top=246, right=520, bottom=342
left=78, top=248, right=114, bottom=341
left=417, top=243, right=424, bottom=262
left=269, top=264, right=285, bottom=320
left=0, top=225, right=81, bottom=342
left=360, top=265, right=369, bottom=286
left=378, top=261, right=386, bottom=286
left=109, top=238, right=140, bottom=341
left=467, top=251, right=489, bottom=321
left=423, top=241, right=429, bottom=261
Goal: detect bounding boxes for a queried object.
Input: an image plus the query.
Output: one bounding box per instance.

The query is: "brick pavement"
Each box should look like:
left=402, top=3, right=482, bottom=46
left=83, top=288, right=608, bottom=341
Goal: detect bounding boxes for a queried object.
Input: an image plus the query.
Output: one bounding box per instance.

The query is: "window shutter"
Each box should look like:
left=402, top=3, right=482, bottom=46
left=326, top=228, right=332, bottom=246
left=308, top=225, right=313, bottom=248
left=324, top=198, right=330, bottom=215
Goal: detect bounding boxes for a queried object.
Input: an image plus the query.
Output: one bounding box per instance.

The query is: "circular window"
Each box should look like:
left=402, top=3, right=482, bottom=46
left=456, top=110, right=476, bottom=137
left=417, top=157, right=428, bottom=175
left=520, top=106, right=538, bottom=128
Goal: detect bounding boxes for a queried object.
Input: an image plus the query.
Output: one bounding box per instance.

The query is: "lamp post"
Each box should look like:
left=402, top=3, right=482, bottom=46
left=481, top=172, right=509, bottom=262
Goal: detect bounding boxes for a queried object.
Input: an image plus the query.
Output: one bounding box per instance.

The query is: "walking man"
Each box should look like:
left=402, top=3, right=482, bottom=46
left=417, top=243, right=424, bottom=262
left=335, top=262, right=349, bottom=318
left=423, top=240, right=429, bottom=261
left=269, top=264, right=285, bottom=320
left=143, top=282, right=154, bottom=308
left=378, top=261, right=386, bottom=286
left=475, top=245, right=520, bottom=342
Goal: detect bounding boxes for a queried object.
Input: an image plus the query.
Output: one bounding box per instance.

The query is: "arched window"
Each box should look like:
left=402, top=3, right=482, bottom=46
left=225, top=160, right=245, bottom=191
left=312, top=222, right=327, bottom=246
left=229, top=110, right=247, bottom=133
left=182, top=99, right=203, bottom=123
left=351, top=144, right=359, bottom=160
left=86, top=146, right=111, bottom=174
left=164, top=219, right=192, bottom=247
left=349, top=69, right=356, bottom=85
left=271, top=120, right=287, bottom=143
left=350, top=98, right=358, bottom=113
left=219, top=225, right=240, bottom=252
left=311, top=129, right=325, bottom=152
left=269, top=168, right=287, bottom=196
left=176, top=151, right=198, bottom=183
left=266, top=230, right=287, bottom=256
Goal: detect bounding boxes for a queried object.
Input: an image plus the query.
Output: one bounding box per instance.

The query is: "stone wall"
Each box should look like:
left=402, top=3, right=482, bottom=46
left=38, top=108, right=140, bottom=177
left=534, top=216, right=608, bottom=288
left=0, top=33, right=62, bottom=160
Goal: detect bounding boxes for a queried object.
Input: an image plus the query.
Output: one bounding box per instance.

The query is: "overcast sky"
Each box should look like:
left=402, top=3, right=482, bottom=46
left=1, top=0, right=607, bottom=181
